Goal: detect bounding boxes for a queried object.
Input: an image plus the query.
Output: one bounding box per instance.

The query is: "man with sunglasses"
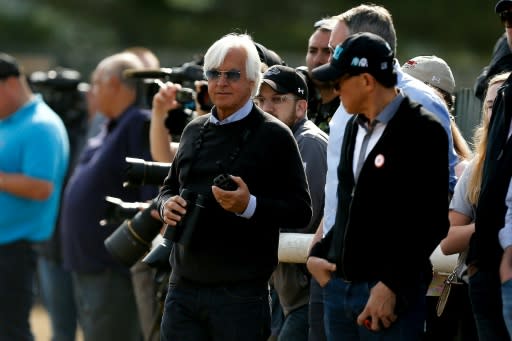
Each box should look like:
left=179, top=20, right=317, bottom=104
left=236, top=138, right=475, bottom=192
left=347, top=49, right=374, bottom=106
left=153, top=33, right=312, bottom=341
left=254, top=65, right=328, bottom=341
left=466, top=1, right=512, bottom=340
left=307, top=31, right=449, bottom=340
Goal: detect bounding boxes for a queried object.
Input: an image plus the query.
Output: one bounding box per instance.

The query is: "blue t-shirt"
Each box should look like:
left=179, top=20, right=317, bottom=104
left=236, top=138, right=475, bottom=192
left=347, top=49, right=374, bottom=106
left=0, top=95, right=69, bottom=243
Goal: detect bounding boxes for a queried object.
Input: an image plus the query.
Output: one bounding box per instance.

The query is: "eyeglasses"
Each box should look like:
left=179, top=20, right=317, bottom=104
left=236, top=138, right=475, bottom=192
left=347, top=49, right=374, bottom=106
left=500, top=10, right=512, bottom=28
left=253, top=95, right=298, bottom=107
left=205, top=69, right=241, bottom=82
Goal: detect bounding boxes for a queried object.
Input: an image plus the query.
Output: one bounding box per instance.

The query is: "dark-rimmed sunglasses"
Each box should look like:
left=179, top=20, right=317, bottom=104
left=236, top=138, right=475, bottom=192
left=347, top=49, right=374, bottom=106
left=205, top=69, right=241, bottom=82
left=500, top=10, right=512, bottom=28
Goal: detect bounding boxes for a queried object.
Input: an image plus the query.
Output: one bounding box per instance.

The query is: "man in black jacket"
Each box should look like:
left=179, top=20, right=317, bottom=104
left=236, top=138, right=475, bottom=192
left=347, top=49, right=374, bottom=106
left=307, top=32, right=449, bottom=340
left=153, top=33, right=312, bottom=341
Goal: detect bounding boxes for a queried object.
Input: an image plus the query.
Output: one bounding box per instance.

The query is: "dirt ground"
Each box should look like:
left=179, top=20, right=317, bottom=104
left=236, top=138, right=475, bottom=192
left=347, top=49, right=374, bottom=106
left=30, top=304, right=83, bottom=341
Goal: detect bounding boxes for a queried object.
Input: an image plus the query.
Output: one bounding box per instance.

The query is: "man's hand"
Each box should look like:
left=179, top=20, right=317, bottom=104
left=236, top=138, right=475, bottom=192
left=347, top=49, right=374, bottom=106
left=356, top=281, right=397, bottom=331
left=306, top=256, right=336, bottom=287
left=161, top=195, right=187, bottom=226
left=211, top=175, right=249, bottom=214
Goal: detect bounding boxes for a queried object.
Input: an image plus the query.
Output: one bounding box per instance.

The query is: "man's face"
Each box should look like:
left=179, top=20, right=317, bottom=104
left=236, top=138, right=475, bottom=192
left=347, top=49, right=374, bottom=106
left=335, top=74, right=367, bottom=115
left=254, top=84, right=299, bottom=127
left=306, top=29, right=332, bottom=75
left=90, top=67, right=115, bottom=118
left=207, top=47, right=254, bottom=119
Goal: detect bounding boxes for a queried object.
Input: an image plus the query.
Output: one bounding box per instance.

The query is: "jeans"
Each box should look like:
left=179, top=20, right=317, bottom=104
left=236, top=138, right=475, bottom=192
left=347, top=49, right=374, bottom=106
left=468, top=268, right=509, bottom=340
left=72, top=270, right=141, bottom=341
left=323, top=276, right=425, bottom=341
left=278, top=304, right=308, bottom=341
left=160, top=279, right=270, bottom=341
left=270, top=286, right=284, bottom=338
left=502, top=279, right=512, bottom=338
left=308, top=277, right=326, bottom=341
left=37, top=257, right=77, bottom=341
left=0, top=241, right=36, bottom=341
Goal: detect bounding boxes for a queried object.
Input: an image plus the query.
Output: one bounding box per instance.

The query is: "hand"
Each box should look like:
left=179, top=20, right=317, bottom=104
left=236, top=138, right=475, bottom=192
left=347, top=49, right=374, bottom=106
left=152, top=81, right=182, bottom=117
left=161, top=195, right=187, bottom=226
left=500, top=246, right=512, bottom=283
left=211, top=175, right=249, bottom=214
left=356, top=281, right=397, bottom=331
left=306, top=256, right=336, bottom=287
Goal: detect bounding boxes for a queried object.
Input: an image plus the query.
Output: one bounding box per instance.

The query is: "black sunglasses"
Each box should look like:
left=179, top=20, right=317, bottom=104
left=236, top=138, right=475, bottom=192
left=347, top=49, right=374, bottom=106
left=500, top=10, right=512, bottom=28
left=205, top=69, right=241, bottom=82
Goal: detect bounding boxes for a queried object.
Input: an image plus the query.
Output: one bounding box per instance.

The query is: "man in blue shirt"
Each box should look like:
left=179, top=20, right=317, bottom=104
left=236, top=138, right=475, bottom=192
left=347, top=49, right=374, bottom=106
left=0, top=52, right=69, bottom=341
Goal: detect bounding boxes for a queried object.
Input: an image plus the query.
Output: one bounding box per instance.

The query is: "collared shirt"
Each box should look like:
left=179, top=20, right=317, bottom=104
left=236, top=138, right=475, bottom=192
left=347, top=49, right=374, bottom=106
left=209, top=99, right=257, bottom=218
left=352, top=92, right=404, bottom=178
left=323, top=61, right=457, bottom=235
left=499, top=177, right=512, bottom=250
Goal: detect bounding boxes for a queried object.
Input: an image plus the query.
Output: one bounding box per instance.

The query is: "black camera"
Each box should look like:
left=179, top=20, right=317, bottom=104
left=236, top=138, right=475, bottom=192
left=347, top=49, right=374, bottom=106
left=142, top=189, right=206, bottom=267
left=100, top=196, right=149, bottom=226
left=104, top=199, right=164, bottom=268
left=123, top=157, right=172, bottom=187
left=213, top=173, right=237, bottom=191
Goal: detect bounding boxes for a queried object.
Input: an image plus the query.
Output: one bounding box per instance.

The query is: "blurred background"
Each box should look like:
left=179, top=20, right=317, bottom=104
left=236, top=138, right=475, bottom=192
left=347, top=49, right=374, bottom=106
left=0, top=0, right=504, bottom=90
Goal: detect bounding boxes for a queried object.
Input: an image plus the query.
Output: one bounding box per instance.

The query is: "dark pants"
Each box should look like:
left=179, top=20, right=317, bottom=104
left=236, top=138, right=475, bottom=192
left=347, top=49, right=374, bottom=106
left=0, top=241, right=36, bottom=341
left=308, top=277, right=326, bottom=341
left=468, top=268, right=509, bottom=340
left=160, top=279, right=270, bottom=341
left=323, top=276, right=426, bottom=341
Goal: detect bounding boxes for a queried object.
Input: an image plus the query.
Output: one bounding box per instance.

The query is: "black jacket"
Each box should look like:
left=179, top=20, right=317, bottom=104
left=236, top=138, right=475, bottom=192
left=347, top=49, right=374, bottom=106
left=156, top=104, right=312, bottom=284
left=310, top=96, right=449, bottom=300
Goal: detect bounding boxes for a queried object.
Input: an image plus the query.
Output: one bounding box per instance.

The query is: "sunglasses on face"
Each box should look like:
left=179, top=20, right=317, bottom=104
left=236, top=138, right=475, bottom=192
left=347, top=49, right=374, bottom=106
left=205, top=69, right=241, bottom=82
left=500, top=10, right=512, bottom=28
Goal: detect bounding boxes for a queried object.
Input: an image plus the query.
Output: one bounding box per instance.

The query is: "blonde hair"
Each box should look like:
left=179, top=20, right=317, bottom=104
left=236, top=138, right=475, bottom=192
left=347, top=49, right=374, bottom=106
left=467, top=71, right=510, bottom=205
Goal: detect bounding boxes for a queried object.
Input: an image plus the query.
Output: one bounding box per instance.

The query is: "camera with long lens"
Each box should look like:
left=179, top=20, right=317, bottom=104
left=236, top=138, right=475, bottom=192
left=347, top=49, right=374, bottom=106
left=123, top=157, right=172, bottom=187
left=104, top=198, right=164, bottom=268
left=100, top=196, right=149, bottom=226
left=123, top=60, right=213, bottom=141
left=143, top=189, right=206, bottom=267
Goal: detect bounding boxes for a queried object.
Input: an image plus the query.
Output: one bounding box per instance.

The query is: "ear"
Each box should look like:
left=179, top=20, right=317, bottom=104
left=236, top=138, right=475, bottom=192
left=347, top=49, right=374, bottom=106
left=361, top=73, right=377, bottom=90
left=296, top=98, right=308, bottom=117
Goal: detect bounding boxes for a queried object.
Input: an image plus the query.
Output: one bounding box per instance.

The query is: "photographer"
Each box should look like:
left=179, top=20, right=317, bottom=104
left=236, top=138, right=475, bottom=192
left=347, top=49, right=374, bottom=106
left=155, top=32, right=312, bottom=341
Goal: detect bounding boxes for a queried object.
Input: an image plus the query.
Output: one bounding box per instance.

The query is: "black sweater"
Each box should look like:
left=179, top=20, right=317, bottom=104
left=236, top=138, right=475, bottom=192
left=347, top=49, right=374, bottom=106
left=156, top=105, right=312, bottom=284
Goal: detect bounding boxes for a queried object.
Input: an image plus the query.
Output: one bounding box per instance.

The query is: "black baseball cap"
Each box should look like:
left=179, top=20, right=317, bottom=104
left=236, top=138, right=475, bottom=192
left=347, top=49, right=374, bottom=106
left=312, top=32, right=396, bottom=86
left=496, top=0, right=512, bottom=13
left=261, top=65, right=308, bottom=100
left=0, top=53, right=21, bottom=80
left=254, top=42, right=285, bottom=67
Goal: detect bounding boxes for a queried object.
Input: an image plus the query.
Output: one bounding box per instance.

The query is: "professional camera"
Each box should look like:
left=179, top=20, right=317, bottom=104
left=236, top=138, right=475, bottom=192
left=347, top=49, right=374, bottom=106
left=142, top=189, right=206, bottom=267
left=104, top=198, right=164, bottom=268
left=123, top=59, right=213, bottom=141
left=123, top=157, right=172, bottom=187
left=100, top=196, right=149, bottom=226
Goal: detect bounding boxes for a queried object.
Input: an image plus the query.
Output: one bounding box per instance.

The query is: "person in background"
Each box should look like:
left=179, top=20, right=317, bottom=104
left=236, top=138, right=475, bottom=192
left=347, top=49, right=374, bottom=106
left=440, top=71, right=509, bottom=341
left=30, top=67, right=88, bottom=341
left=0, top=53, right=69, bottom=341
left=300, top=17, right=340, bottom=135
left=401, top=54, right=475, bottom=341
left=254, top=64, right=328, bottom=341
left=465, top=1, right=512, bottom=339
left=155, top=32, right=312, bottom=340
left=59, top=51, right=158, bottom=341
left=307, top=31, right=449, bottom=340
left=402, top=55, right=472, bottom=178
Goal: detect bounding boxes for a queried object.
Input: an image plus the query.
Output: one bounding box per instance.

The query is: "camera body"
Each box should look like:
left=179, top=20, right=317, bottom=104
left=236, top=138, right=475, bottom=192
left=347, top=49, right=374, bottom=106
left=213, top=174, right=237, bottom=191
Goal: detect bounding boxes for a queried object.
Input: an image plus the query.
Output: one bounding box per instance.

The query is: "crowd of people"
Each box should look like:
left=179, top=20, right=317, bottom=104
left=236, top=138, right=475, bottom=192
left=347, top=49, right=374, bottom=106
left=2, top=1, right=512, bottom=341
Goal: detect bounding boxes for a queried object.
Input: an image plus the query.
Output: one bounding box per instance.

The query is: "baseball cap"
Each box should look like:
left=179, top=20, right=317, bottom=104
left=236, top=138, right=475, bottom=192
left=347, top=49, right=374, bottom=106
left=261, top=65, right=308, bottom=100
left=0, top=53, right=21, bottom=80
left=312, top=32, right=395, bottom=86
left=496, top=0, right=512, bottom=13
left=401, top=55, right=455, bottom=94
left=254, top=42, right=285, bottom=67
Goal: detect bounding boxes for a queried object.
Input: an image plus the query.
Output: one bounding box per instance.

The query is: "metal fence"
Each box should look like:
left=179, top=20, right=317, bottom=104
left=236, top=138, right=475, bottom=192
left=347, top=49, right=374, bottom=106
left=453, top=88, right=483, bottom=146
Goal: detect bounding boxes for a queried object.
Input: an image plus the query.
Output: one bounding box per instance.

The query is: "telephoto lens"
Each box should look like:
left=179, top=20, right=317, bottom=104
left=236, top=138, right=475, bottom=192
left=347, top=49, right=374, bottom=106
left=104, top=200, right=163, bottom=268
left=123, top=157, right=172, bottom=187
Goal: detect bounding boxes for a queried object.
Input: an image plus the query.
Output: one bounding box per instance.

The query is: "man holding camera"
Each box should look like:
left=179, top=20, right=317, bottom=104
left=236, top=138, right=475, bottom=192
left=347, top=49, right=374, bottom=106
left=154, top=33, right=312, bottom=340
